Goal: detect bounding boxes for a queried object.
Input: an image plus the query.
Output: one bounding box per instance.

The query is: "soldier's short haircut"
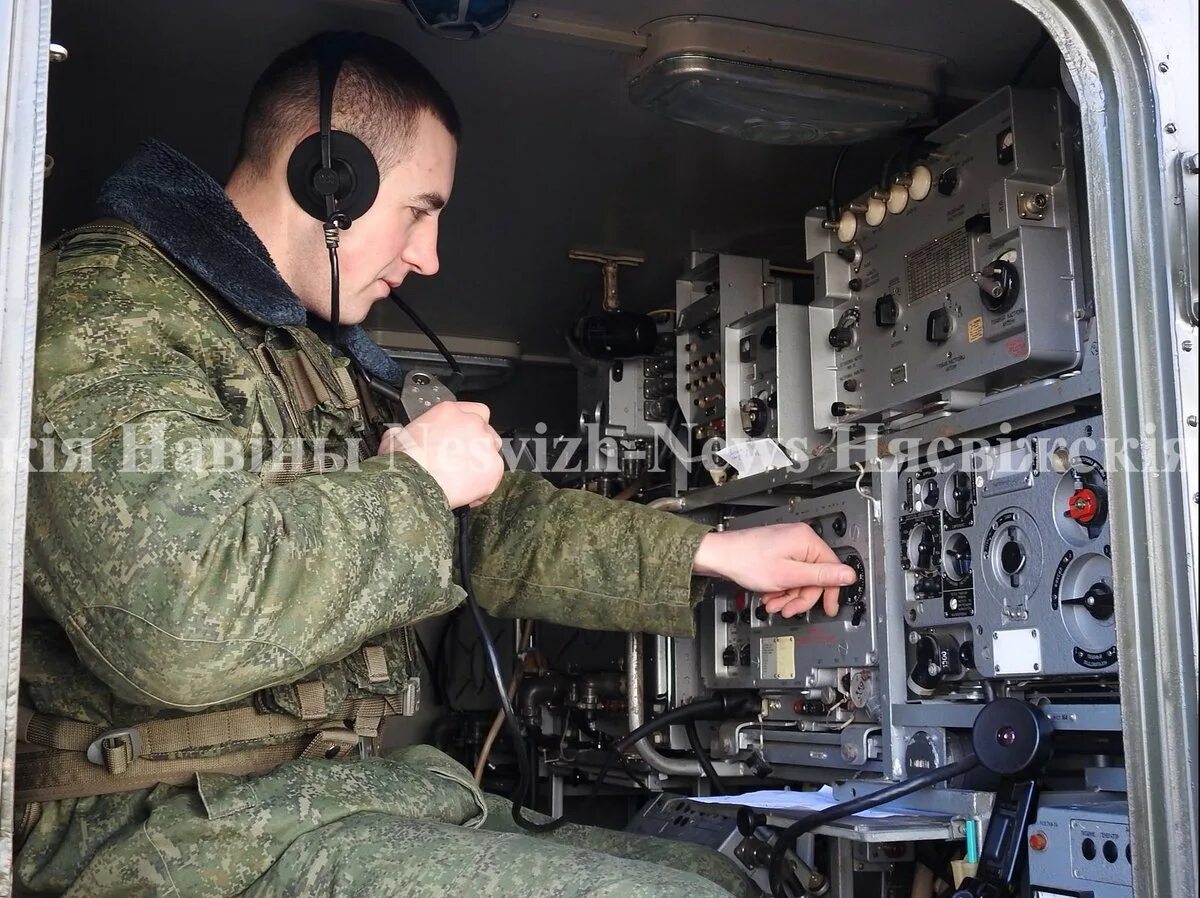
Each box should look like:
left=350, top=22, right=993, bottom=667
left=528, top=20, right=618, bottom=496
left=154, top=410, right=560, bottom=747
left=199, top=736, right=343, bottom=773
left=236, top=31, right=461, bottom=177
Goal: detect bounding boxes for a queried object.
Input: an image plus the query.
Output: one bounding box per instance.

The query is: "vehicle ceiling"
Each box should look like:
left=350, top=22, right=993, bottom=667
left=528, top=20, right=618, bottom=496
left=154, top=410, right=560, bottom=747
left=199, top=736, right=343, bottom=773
left=44, top=0, right=1057, bottom=359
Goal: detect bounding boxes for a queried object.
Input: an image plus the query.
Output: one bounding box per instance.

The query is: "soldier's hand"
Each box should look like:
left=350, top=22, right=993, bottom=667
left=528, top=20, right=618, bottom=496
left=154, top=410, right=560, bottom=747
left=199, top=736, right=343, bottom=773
left=379, top=401, right=504, bottom=509
left=692, top=523, right=857, bottom=618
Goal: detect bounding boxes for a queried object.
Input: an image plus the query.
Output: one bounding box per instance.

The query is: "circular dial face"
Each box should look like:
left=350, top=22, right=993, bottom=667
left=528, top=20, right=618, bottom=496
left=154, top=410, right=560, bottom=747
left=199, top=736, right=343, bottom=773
left=836, top=210, right=860, bottom=243
left=838, top=552, right=867, bottom=606
left=865, top=196, right=887, bottom=226
left=942, top=533, right=972, bottom=583
left=908, top=164, right=933, bottom=201
left=1058, top=552, right=1117, bottom=654
left=906, top=523, right=937, bottom=571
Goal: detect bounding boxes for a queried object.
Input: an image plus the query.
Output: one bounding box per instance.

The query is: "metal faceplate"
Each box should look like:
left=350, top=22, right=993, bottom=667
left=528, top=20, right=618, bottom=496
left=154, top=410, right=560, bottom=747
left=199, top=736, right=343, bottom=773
left=698, top=486, right=884, bottom=771
left=723, top=302, right=827, bottom=465
left=1028, top=797, right=1133, bottom=898
left=805, top=87, right=1087, bottom=431
left=899, top=415, right=1118, bottom=683
left=676, top=254, right=777, bottom=444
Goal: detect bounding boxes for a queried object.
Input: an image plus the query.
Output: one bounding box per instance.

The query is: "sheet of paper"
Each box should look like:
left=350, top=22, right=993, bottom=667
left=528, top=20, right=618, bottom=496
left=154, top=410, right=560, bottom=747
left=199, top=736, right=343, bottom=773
left=716, top=439, right=793, bottom=478
left=689, top=786, right=944, bottom=818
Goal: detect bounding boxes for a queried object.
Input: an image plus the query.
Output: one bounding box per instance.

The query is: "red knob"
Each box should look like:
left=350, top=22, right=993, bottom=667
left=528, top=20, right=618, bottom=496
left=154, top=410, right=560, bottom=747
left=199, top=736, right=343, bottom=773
left=1066, top=487, right=1099, bottom=525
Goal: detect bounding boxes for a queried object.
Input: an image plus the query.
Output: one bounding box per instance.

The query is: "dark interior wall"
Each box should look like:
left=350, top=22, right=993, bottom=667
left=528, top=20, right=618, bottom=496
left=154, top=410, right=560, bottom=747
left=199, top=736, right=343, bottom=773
left=43, top=0, right=1054, bottom=433
left=42, top=0, right=886, bottom=359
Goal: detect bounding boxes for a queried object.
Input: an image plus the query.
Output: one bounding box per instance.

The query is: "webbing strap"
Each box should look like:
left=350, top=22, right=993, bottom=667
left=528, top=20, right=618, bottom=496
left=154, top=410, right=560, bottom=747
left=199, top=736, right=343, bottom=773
left=362, top=644, right=390, bottom=683
left=15, top=737, right=312, bottom=803
left=19, top=706, right=317, bottom=759
left=294, top=681, right=329, bottom=720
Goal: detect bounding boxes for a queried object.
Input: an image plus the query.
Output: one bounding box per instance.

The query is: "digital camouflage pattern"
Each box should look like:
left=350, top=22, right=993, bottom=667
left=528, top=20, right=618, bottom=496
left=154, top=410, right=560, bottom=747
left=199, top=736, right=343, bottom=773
left=16, top=226, right=753, bottom=897
left=16, top=750, right=755, bottom=897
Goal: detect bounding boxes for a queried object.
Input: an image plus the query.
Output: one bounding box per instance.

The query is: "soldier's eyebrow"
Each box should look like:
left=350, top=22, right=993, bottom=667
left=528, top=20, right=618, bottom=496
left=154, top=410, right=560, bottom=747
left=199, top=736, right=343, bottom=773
left=411, top=192, right=446, bottom=212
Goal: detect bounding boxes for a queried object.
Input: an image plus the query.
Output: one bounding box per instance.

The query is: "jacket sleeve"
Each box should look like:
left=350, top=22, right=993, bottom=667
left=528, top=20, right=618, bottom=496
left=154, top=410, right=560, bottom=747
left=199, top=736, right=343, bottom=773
left=465, top=471, right=711, bottom=637
left=26, top=257, right=464, bottom=711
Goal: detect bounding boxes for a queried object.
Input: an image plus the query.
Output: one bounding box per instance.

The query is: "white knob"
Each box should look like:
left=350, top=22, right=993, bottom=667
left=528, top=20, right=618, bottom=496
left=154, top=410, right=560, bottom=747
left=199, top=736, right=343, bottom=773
left=836, top=210, right=860, bottom=244
left=886, top=182, right=910, bottom=215
left=908, top=164, right=933, bottom=201
left=865, top=197, right=887, bottom=227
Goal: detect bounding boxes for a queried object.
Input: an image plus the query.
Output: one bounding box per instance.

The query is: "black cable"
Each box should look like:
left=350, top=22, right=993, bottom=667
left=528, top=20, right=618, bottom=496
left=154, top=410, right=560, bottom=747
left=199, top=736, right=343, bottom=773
left=327, top=242, right=341, bottom=345
left=389, top=290, right=464, bottom=392
left=765, top=754, right=981, bottom=897
left=684, top=719, right=727, bottom=796
left=825, top=147, right=850, bottom=221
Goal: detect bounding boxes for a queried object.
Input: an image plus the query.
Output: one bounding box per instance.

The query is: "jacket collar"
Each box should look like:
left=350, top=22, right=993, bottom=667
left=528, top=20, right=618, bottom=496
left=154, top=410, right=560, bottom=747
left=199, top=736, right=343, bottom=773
left=96, top=139, right=406, bottom=383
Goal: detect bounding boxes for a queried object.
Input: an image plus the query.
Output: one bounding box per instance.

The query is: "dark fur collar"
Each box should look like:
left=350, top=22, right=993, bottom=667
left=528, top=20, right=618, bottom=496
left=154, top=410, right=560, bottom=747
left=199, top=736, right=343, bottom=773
left=96, top=140, right=405, bottom=383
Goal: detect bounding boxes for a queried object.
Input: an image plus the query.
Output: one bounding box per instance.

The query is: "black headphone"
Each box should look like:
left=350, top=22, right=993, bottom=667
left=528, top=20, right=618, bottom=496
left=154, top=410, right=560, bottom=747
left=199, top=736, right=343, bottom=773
left=285, top=35, right=381, bottom=225
left=285, top=35, right=382, bottom=334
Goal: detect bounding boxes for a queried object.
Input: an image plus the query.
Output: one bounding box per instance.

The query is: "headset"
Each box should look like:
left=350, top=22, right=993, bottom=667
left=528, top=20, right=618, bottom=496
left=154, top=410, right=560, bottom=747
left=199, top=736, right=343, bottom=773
left=285, top=34, right=381, bottom=341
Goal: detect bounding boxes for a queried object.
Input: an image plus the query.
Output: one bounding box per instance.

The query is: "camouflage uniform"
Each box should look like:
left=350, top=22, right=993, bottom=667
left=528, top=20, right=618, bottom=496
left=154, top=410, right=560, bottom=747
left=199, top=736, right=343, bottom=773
left=15, top=141, right=756, bottom=898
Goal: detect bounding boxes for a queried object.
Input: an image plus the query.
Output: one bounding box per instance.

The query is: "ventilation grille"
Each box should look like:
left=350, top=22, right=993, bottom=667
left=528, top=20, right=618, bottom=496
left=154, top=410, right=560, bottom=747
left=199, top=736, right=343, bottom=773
left=906, top=228, right=971, bottom=302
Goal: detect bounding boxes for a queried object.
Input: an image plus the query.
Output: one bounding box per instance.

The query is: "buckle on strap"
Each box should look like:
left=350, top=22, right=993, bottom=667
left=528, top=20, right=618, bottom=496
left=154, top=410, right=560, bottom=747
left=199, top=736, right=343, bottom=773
left=86, top=727, right=143, bottom=774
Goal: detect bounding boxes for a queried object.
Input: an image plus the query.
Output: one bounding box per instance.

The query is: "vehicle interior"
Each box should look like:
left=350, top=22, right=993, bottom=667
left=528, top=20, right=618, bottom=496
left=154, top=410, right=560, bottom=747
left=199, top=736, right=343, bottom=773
left=18, top=0, right=1195, bottom=896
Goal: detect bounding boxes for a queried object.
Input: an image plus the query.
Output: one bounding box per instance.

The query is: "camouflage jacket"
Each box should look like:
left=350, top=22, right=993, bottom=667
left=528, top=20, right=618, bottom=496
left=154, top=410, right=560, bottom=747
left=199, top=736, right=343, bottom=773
left=22, top=143, right=709, bottom=743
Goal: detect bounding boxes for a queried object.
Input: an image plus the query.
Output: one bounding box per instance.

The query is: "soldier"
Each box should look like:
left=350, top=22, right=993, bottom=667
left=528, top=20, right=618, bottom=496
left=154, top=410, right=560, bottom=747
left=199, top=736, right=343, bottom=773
left=16, top=32, right=857, bottom=897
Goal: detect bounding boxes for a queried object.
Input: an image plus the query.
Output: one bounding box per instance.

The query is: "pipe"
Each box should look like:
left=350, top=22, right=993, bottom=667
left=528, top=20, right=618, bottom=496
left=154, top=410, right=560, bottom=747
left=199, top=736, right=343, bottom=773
left=647, top=496, right=685, bottom=512
left=518, top=672, right=570, bottom=725
left=625, top=632, right=747, bottom=778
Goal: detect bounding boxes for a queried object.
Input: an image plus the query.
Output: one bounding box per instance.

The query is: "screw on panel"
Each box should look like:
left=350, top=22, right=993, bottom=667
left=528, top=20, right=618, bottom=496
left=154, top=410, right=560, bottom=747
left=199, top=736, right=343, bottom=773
left=1159, top=62, right=1169, bottom=72
left=1188, top=416, right=1198, bottom=427
left=1165, top=123, right=1177, bottom=134
left=1185, top=154, right=1199, bottom=175
left=1184, top=340, right=1194, bottom=351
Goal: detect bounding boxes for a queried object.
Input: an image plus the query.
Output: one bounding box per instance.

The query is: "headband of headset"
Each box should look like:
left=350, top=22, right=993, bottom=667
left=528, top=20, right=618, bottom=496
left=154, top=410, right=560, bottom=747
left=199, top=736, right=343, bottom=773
left=285, top=35, right=381, bottom=224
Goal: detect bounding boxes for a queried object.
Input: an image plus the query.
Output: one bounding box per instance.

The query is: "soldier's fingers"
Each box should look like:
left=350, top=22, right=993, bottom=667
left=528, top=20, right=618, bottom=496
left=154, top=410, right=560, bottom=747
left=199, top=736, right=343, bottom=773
left=780, top=560, right=857, bottom=589
left=455, top=401, right=492, bottom=423
left=823, top=586, right=842, bottom=618
left=763, top=589, right=801, bottom=614
left=779, top=587, right=825, bottom=618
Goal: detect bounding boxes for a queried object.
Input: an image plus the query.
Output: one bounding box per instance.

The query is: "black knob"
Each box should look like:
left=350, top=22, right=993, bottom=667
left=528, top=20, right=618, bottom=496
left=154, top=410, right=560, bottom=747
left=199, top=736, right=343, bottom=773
left=848, top=278, right=863, bottom=292
left=914, top=528, right=935, bottom=570
left=999, top=539, right=1026, bottom=577
left=828, top=326, right=855, bottom=350
left=722, top=645, right=737, bottom=666
left=842, top=378, right=860, bottom=393
left=830, top=402, right=851, bottom=418
left=740, top=397, right=770, bottom=438
left=1063, top=581, right=1115, bottom=621
left=736, top=807, right=767, bottom=837
left=959, top=641, right=976, bottom=669
left=720, top=610, right=738, bottom=624
left=977, top=259, right=1021, bottom=314
left=874, top=295, right=900, bottom=327
left=754, top=603, right=770, bottom=621
left=937, top=167, right=960, bottom=196
left=914, top=577, right=940, bottom=597
left=926, top=308, right=952, bottom=344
